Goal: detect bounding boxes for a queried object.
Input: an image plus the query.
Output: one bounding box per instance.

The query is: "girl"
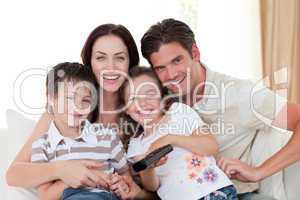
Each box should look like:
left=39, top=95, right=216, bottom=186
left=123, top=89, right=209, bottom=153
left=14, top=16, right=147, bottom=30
left=118, top=66, right=238, bottom=200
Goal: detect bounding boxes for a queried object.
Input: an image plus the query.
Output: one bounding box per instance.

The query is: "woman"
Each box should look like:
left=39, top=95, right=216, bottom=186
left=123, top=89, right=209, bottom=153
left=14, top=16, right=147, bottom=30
left=6, top=24, right=154, bottom=199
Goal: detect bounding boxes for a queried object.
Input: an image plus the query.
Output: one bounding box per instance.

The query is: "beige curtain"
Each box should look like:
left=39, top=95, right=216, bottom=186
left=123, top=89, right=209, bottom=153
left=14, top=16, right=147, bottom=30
left=260, top=0, right=300, bottom=103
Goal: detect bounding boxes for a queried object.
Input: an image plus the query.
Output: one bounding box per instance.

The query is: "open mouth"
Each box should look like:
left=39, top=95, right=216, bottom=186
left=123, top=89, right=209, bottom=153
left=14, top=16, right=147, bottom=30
left=137, top=108, right=155, bottom=116
left=70, top=112, right=83, bottom=118
left=165, top=75, right=186, bottom=86
left=102, top=74, right=121, bottom=81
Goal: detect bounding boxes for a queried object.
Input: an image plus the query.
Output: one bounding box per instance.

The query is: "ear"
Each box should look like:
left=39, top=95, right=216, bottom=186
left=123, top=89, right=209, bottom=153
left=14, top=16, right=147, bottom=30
left=191, top=43, right=200, bottom=62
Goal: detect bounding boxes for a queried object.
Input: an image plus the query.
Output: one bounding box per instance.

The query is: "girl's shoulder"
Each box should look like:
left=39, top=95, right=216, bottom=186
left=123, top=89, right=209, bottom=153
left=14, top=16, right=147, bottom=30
left=167, top=102, right=201, bottom=121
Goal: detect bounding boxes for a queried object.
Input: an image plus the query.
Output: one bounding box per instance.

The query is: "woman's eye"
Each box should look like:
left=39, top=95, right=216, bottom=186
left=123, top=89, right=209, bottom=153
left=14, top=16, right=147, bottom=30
left=96, top=56, right=105, bottom=61
left=116, top=56, right=125, bottom=61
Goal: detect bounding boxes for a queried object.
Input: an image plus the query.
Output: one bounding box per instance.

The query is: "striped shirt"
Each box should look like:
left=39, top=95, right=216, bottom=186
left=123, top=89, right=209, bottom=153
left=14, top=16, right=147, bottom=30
left=31, top=120, right=128, bottom=190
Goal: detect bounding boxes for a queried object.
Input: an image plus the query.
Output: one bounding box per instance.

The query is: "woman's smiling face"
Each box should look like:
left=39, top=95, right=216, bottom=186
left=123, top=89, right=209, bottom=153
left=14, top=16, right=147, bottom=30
left=91, top=34, right=130, bottom=92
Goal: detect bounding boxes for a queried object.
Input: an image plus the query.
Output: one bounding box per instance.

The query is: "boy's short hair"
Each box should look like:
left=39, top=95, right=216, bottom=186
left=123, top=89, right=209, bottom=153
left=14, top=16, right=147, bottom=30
left=141, top=18, right=196, bottom=63
left=46, top=62, right=98, bottom=96
left=46, top=62, right=99, bottom=122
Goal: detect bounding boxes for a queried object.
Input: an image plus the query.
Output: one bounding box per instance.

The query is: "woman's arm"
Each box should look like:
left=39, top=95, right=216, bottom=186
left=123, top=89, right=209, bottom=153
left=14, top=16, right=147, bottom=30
left=148, top=128, right=219, bottom=156
left=37, top=180, right=68, bottom=200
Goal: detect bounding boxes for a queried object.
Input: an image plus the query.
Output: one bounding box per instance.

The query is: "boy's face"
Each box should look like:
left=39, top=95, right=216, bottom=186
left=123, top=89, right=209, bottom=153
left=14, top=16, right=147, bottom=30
left=49, top=80, right=92, bottom=128
left=149, top=42, right=201, bottom=96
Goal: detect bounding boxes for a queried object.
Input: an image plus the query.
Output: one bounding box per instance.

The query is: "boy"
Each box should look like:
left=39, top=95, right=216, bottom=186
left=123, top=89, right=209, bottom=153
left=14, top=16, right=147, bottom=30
left=31, top=62, right=128, bottom=200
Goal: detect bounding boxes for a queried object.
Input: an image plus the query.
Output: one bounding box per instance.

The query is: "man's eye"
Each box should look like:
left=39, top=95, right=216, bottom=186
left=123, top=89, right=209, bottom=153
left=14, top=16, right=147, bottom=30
left=174, top=58, right=181, bottom=64
left=155, top=66, right=165, bottom=72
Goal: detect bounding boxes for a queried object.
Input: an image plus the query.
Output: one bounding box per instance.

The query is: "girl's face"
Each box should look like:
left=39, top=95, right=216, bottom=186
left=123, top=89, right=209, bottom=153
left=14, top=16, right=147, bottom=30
left=124, top=75, right=163, bottom=126
left=91, top=34, right=130, bottom=92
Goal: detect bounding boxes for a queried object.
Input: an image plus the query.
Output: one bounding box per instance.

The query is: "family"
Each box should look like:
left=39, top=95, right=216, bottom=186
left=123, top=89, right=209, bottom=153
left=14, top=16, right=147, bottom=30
left=6, top=19, right=300, bottom=200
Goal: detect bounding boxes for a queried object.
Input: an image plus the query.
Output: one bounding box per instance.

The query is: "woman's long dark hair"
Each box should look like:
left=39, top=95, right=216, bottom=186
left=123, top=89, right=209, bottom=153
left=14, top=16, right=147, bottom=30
left=81, top=24, right=139, bottom=69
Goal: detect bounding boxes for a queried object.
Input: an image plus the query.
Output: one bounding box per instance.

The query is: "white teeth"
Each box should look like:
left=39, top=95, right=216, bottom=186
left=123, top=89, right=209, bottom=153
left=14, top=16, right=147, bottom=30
left=138, top=109, right=154, bottom=115
left=103, top=75, right=120, bottom=80
left=166, top=76, right=185, bottom=85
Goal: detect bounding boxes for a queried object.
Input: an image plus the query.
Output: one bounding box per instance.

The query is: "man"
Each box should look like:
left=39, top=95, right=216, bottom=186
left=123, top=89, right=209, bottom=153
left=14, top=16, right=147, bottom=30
left=140, top=18, right=300, bottom=200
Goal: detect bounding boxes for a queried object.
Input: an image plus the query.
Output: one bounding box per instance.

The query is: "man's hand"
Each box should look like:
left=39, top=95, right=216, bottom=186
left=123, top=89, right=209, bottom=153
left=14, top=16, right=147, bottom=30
left=218, top=157, right=264, bottom=182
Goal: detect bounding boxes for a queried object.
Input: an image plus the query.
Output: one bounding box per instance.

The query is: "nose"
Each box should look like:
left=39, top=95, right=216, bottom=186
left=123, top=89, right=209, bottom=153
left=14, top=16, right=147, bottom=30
left=105, top=58, right=116, bottom=70
left=166, top=65, right=178, bottom=80
left=137, top=97, right=148, bottom=109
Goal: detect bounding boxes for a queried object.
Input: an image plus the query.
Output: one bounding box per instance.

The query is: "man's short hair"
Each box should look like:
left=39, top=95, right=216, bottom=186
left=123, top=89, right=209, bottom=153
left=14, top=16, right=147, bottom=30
left=141, top=18, right=196, bottom=63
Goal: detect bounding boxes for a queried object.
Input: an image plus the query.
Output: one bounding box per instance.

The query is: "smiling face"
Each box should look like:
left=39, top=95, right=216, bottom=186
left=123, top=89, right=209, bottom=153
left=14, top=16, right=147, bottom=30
left=123, top=74, right=164, bottom=126
left=49, top=80, right=92, bottom=128
left=91, top=34, right=130, bottom=92
left=149, top=42, right=202, bottom=96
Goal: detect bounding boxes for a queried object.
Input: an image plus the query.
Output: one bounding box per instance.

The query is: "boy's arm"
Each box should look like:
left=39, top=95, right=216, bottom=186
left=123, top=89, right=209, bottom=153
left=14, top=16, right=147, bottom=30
left=37, top=180, right=69, bottom=200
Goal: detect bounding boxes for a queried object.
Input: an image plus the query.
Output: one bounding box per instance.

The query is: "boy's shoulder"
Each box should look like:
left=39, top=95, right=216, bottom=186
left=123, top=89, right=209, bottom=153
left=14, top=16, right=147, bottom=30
left=31, top=131, right=51, bottom=150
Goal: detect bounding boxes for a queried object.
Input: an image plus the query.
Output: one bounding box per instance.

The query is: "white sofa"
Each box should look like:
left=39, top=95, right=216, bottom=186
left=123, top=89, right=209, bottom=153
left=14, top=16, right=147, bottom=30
left=1, top=109, right=300, bottom=200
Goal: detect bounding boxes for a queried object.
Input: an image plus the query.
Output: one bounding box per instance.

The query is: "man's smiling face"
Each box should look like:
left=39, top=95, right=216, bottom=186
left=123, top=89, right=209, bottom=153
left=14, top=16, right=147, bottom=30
left=149, top=42, right=199, bottom=96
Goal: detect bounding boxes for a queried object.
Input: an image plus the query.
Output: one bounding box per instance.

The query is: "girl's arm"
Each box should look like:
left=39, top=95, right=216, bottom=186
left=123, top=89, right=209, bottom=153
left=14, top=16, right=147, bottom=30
left=139, top=168, right=160, bottom=192
left=148, top=128, right=219, bottom=156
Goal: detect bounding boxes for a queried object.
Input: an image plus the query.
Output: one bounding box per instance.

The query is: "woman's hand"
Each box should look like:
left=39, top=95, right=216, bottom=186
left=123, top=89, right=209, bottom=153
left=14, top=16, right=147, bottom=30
left=54, top=160, right=109, bottom=188
left=218, top=157, right=264, bottom=182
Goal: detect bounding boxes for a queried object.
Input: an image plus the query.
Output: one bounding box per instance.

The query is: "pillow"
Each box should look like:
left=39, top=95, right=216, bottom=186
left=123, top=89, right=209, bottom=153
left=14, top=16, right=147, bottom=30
left=5, top=109, right=38, bottom=200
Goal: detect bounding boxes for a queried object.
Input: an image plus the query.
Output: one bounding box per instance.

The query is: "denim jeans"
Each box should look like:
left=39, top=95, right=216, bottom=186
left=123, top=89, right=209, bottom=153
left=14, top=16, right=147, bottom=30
left=238, top=191, right=276, bottom=200
left=61, top=188, right=119, bottom=200
left=199, top=185, right=238, bottom=200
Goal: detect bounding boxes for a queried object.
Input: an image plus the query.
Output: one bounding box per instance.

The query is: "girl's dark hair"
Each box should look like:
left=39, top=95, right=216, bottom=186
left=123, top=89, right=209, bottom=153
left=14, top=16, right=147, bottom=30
left=46, top=62, right=99, bottom=122
left=119, top=66, right=170, bottom=149
left=81, top=24, right=139, bottom=69
left=141, top=18, right=195, bottom=63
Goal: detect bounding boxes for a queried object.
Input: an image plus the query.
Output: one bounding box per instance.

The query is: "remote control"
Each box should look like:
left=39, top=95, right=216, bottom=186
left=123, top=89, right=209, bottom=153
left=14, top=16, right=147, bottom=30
left=132, top=144, right=173, bottom=173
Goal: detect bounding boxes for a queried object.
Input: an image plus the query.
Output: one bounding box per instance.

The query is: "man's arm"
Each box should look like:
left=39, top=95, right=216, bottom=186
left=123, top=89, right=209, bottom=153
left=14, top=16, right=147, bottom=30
left=219, top=103, right=300, bottom=182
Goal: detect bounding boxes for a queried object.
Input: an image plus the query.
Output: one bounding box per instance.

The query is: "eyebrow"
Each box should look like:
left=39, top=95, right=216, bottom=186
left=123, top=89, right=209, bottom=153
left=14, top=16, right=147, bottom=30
left=153, top=55, right=182, bottom=68
left=95, top=51, right=127, bottom=56
left=71, top=91, right=91, bottom=98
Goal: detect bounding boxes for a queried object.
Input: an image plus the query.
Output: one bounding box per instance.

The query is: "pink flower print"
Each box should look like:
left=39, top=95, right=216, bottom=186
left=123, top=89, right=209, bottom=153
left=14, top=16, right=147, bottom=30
left=186, top=154, right=206, bottom=172
left=188, top=172, right=198, bottom=180
left=203, top=168, right=218, bottom=183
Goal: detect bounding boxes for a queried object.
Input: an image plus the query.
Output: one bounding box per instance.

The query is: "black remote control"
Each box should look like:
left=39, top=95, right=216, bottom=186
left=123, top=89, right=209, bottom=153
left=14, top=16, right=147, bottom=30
left=132, top=144, right=173, bottom=173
